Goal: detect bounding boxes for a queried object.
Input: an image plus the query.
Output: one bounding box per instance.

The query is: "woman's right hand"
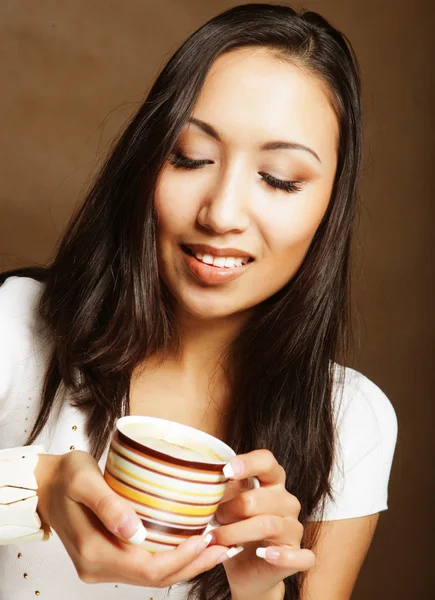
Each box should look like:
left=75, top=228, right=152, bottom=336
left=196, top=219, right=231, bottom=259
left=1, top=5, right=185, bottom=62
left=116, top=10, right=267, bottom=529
left=34, top=450, right=230, bottom=587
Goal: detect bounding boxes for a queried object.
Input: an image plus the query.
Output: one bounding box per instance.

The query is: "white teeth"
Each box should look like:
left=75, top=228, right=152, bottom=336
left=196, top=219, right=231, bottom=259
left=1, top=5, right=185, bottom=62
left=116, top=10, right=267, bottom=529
left=191, top=249, right=251, bottom=268
left=212, top=256, right=227, bottom=268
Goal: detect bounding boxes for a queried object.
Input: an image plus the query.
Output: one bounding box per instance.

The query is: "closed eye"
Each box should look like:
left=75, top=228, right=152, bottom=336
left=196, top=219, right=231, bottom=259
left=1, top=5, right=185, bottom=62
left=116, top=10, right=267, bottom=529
left=168, top=150, right=304, bottom=194
left=259, top=173, right=304, bottom=194
left=169, top=150, right=211, bottom=170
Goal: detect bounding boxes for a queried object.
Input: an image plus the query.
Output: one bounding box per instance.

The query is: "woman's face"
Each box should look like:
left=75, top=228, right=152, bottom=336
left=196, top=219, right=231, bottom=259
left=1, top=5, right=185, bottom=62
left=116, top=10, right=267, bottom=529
left=154, top=48, right=339, bottom=321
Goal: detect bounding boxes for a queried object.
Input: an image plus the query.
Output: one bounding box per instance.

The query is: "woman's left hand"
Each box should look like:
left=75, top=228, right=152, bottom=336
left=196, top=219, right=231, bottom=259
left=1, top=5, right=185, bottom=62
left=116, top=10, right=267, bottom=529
left=209, top=449, right=316, bottom=599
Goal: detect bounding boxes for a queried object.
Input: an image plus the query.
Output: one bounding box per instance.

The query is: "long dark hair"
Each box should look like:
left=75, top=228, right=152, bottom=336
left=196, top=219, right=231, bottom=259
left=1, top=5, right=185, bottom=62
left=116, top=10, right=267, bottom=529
left=1, top=3, right=362, bottom=599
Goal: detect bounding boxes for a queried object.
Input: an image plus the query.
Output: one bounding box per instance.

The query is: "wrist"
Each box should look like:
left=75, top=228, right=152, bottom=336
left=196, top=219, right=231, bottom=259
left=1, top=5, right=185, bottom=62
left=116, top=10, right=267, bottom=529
left=231, top=581, right=285, bottom=600
left=34, top=453, right=63, bottom=527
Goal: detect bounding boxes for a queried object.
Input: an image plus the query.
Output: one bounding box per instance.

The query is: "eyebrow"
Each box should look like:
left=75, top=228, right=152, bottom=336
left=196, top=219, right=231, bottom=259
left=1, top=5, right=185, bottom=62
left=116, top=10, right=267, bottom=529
left=188, top=117, right=322, bottom=164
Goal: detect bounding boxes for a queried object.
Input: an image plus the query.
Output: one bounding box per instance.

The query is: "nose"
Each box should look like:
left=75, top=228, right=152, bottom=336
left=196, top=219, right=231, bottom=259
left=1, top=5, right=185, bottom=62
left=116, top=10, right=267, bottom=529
left=196, top=168, right=251, bottom=234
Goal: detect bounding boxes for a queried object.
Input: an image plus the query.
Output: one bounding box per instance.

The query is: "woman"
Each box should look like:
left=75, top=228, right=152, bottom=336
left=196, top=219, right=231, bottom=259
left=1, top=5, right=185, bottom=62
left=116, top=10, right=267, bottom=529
left=0, top=3, right=398, bottom=600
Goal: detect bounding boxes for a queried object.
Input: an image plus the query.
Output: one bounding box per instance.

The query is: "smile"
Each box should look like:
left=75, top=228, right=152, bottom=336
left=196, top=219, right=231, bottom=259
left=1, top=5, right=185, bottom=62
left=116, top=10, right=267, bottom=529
left=180, top=245, right=254, bottom=285
left=182, top=245, right=252, bottom=268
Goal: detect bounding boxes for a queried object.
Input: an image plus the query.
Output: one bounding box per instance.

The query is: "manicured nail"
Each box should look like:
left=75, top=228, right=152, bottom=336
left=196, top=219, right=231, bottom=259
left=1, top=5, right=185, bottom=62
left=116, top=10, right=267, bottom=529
left=256, top=547, right=280, bottom=560
left=216, top=545, right=244, bottom=564
left=127, top=522, right=148, bottom=545
left=197, top=533, right=213, bottom=554
left=116, top=513, right=147, bottom=544
left=223, top=458, right=244, bottom=478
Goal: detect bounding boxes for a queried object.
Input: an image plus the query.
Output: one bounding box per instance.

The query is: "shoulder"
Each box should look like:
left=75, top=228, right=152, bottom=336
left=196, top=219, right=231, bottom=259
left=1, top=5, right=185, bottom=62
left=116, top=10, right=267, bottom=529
left=332, top=364, right=398, bottom=453
left=0, top=276, right=49, bottom=400
left=310, top=364, right=399, bottom=521
left=331, top=365, right=398, bottom=463
left=0, top=275, right=45, bottom=326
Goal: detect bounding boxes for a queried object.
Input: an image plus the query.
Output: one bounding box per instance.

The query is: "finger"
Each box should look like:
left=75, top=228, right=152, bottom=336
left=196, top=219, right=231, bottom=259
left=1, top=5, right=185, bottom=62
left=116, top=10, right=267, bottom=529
left=58, top=498, right=144, bottom=584
left=223, top=449, right=287, bottom=487
left=62, top=494, right=222, bottom=586
left=212, top=514, right=303, bottom=548
left=219, top=478, right=248, bottom=503
left=155, top=541, right=232, bottom=587
left=69, top=514, right=219, bottom=586
left=255, top=546, right=316, bottom=572
left=215, top=487, right=295, bottom=525
left=145, top=534, right=214, bottom=578
left=130, top=534, right=229, bottom=587
left=67, top=451, right=147, bottom=545
left=65, top=469, right=228, bottom=587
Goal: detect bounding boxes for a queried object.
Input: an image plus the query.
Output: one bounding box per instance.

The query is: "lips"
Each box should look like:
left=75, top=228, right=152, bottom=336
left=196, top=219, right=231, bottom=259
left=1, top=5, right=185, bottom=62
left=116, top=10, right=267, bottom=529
left=180, top=245, right=253, bottom=285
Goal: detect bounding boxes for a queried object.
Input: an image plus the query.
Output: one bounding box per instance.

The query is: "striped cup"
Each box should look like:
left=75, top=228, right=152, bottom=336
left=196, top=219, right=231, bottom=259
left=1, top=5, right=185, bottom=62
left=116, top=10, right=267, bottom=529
left=103, top=415, right=259, bottom=553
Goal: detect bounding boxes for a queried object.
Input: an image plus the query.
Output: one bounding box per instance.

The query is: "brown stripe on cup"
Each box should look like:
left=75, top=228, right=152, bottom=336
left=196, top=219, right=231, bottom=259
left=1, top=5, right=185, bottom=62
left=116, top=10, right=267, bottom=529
left=117, top=430, right=226, bottom=472
left=139, top=517, right=207, bottom=537
left=143, top=535, right=179, bottom=548
left=110, top=446, right=226, bottom=486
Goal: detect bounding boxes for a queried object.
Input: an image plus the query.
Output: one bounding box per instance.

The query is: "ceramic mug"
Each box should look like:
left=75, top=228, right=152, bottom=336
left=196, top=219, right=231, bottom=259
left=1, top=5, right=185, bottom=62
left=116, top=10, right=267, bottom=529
left=103, top=416, right=260, bottom=553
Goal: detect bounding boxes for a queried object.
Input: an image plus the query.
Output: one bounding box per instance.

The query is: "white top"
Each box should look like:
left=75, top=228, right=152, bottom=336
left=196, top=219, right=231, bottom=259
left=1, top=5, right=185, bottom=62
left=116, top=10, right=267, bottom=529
left=0, top=276, right=398, bottom=600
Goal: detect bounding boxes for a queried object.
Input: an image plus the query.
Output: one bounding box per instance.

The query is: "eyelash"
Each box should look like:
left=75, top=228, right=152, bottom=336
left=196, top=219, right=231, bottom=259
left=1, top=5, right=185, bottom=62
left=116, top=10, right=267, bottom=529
left=168, top=150, right=304, bottom=194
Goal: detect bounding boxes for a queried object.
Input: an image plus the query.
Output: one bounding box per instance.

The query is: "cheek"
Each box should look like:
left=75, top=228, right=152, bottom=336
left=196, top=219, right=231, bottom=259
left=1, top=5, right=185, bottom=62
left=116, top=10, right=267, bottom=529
left=154, top=170, right=198, bottom=237
left=259, top=194, right=329, bottom=269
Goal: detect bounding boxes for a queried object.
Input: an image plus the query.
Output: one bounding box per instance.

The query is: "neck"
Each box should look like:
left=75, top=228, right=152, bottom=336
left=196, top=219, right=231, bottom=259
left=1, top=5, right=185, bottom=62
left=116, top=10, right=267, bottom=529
left=171, top=304, right=251, bottom=372
left=132, top=304, right=253, bottom=414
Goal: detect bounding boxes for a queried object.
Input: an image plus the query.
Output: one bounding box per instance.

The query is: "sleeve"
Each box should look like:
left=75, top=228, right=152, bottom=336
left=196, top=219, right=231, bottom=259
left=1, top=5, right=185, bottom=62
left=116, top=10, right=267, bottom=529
left=309, top=367, right=398, bottom=521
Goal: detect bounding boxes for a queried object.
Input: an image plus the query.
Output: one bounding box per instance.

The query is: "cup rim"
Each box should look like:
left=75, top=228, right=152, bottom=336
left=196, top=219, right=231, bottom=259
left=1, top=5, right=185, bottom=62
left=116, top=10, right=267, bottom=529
left=115, top=415, right=235, bottom=470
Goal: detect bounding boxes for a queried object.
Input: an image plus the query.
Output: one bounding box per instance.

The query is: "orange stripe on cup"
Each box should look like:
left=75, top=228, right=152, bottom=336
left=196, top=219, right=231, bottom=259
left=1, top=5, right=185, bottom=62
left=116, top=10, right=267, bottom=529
left=106, top=453, right=224, bottom=499
left=104, top=471, right=219, bottom=517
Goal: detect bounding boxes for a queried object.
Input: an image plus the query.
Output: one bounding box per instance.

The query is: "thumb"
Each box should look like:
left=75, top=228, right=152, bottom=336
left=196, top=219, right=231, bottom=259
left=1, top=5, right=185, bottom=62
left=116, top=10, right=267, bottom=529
left=68, top=454, right=147, bottom=545
left=91, top=488, right=147, bottom=545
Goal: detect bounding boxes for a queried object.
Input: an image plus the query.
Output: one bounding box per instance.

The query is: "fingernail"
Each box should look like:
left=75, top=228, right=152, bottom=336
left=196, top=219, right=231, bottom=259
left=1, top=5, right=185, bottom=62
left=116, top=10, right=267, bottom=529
left=196, top=532, right=214, bottom=554
left=256, top=547, right=280, bottom=560
left=127, top=522, right=148, bottom=545
left=116, top=514, right=147, bottom=544
left=216, top=545, right=244, bottom=564
left=223, top=458, right=243, bottom=478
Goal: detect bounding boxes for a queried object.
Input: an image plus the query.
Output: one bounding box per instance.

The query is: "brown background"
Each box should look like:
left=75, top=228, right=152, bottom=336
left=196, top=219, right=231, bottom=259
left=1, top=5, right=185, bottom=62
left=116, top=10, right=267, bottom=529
left=0, top=1, right=433, bottom=597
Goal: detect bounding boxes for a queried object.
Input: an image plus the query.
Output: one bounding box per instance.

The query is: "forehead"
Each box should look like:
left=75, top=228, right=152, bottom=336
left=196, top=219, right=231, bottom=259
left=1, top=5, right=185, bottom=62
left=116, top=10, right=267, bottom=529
left=191, top=48, right=339, bottom=169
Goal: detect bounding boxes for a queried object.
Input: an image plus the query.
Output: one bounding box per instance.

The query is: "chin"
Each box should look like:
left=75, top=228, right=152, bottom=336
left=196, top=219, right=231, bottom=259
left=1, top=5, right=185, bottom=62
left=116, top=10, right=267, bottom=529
left=178, top=295, right=237, bottom=320
left=174, top=287, right=253, bottom=321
